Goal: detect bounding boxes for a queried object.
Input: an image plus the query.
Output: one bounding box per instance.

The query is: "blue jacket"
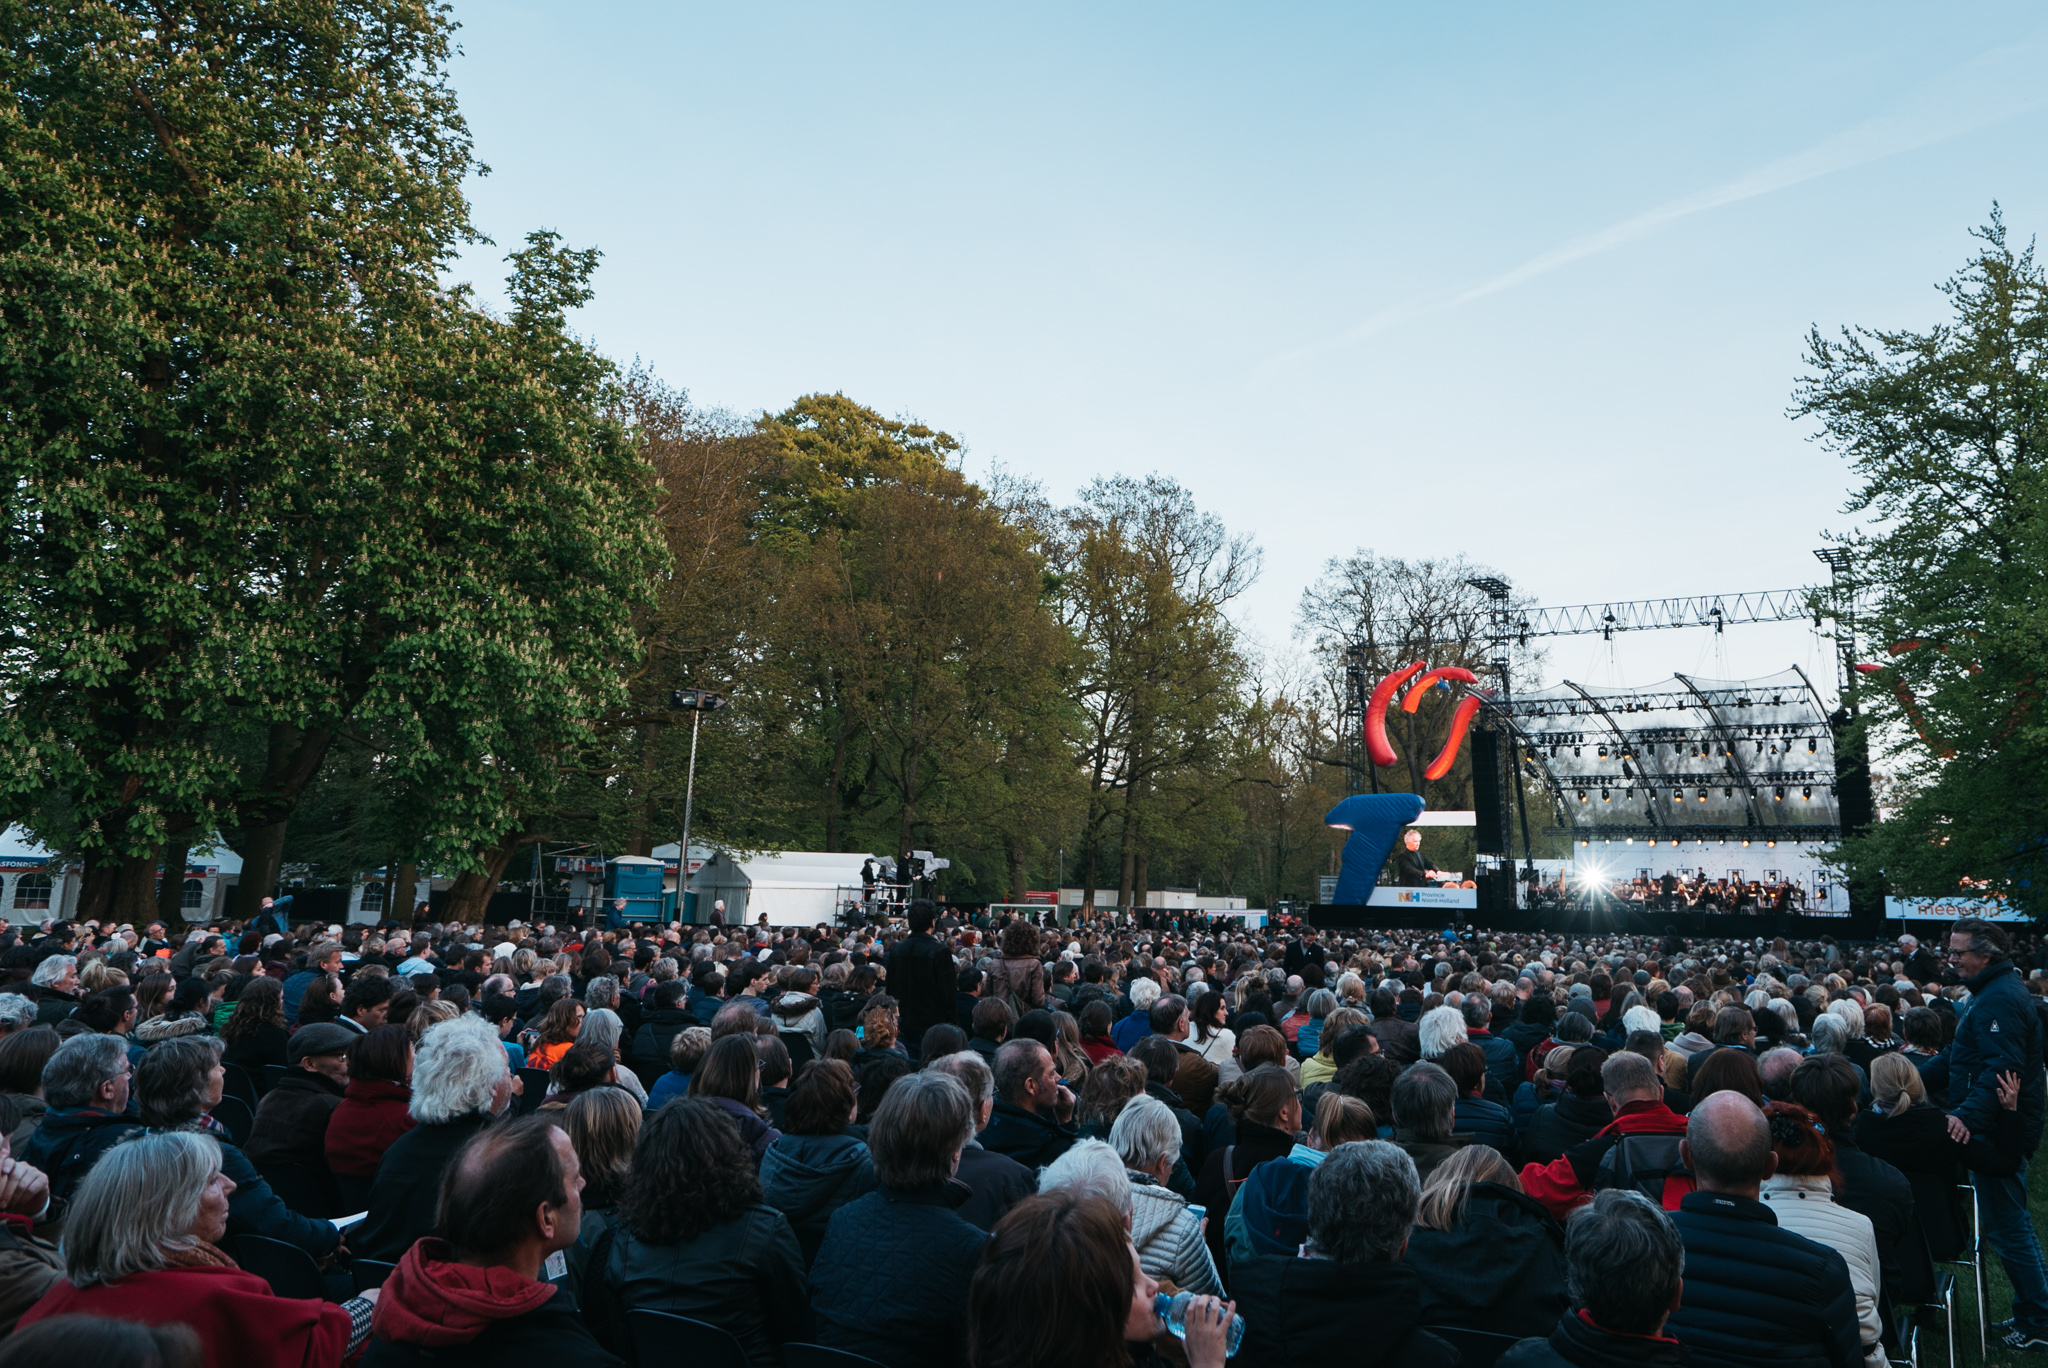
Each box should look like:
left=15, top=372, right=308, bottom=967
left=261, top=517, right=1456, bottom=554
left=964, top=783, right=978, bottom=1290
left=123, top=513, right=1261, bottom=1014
left=1468, top=1029, right=1520, bottom=1104
left=809, top=1185, right=986, bottom=1368
left=1110, top=1010, right=1151, bottom=1054
left=1665, top=1189, right=1861, bottom=1368
left=1453, top=1094, right=1518, bottom=1160
left=1942, top=960, right=2045, bottom=1153
left=281, top=969, right=321, bottom=1025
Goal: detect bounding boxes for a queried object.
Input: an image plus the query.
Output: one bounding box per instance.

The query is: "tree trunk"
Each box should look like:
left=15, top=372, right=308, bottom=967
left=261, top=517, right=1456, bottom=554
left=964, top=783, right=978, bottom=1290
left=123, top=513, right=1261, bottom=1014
left=444, top=828, right=534, bottom=924
left=76, top=851, right=122, bottom=923
left=111, top=850, right=159, bottom=924
left=239, top=816, right=290, bottom=917
left=157, top=834, right=194, bottom=926
left=1117, top=846, right=1135, bottom=912
left=392, top=861, right=418, bottom=922
left=1007, top=835, right=1028, bottom=905
left=233, top=721, right=339, bottom=913
left=626, top=721, right=661, bottom=856
left=1134, top=848, right=1150, bottom=914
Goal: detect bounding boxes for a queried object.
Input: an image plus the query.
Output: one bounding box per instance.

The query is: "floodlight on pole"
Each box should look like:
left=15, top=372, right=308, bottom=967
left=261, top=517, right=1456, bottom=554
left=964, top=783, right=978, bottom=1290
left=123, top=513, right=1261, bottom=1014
left=670, top=689, right=727, bottom=921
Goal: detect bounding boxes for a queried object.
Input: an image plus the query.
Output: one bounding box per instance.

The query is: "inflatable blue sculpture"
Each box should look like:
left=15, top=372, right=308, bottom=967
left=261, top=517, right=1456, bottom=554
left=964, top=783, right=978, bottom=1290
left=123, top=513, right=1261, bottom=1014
left=1324, top=792, right=1427, bottom=904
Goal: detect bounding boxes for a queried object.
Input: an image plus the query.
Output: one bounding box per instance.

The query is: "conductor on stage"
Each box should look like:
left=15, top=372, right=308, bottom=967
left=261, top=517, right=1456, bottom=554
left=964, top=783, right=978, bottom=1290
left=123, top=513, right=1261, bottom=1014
left=1393, top=828, right=1439, bottom=887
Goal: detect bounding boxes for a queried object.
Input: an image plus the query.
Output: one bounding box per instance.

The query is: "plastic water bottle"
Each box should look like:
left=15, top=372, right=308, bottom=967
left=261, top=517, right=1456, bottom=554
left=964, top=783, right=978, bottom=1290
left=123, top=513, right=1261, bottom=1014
left=1156, top=1291, right=1244, bottom=1358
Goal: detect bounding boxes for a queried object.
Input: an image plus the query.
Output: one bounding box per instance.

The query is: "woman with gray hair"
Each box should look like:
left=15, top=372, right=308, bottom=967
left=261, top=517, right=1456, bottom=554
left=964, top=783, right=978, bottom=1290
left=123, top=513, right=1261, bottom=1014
left=577, top=1007, right=648, bottom=1105
left=1108, top=1095, right=1222, bottom=1295
left=134, top=1037, right=342, bottom=1269
left=16, top=1131, right=372, bottom=1367
left=1230, top=1141, right=1459, bottom=1367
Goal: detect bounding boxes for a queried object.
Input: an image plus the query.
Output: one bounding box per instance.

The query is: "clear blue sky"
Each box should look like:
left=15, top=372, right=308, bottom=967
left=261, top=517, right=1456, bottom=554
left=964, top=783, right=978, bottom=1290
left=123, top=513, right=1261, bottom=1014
left=444, top=3, right=2048, bottom=692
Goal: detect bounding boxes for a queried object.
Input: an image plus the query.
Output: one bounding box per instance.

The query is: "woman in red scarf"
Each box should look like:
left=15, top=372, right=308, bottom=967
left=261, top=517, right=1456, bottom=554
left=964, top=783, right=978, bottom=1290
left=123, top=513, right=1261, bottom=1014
left=19, top=1131, right=376, bottom=1368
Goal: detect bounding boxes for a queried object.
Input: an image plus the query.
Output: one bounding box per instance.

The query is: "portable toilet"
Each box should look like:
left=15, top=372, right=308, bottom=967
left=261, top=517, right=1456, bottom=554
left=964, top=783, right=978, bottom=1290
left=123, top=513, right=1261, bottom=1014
left=605, top=856, right=667, bottom=927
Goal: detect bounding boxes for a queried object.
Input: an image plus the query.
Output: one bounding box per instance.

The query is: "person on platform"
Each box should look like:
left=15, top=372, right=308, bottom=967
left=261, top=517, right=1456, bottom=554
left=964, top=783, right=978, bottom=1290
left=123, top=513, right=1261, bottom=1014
left=1394, top=830, right=1438, bottom=888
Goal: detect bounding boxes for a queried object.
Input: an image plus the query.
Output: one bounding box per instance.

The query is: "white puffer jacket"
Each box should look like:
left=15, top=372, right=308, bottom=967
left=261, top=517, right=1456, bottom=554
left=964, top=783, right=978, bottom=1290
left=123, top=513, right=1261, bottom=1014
left=1126, top=1170, right=1223, bottom=1296
left=1761, top=1173, right=1884, bottom=1367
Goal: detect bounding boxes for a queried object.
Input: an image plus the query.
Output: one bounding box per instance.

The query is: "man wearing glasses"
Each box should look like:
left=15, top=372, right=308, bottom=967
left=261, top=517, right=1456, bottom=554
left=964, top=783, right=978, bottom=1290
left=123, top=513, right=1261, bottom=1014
left=1935, top=917, right=2048, bottom=1353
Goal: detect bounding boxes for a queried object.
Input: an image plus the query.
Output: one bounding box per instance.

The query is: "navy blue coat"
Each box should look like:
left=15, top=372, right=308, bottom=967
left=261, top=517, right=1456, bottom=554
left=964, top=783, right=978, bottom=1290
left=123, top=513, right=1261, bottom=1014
left=979, top=1100, right=1077, bottom=1171
left=809, top=1184, right=986, bottom=1368
left=1453, top=1094, right=1519, bottom=1160
left=1664, top=1189, right=1861, bottom=1368
left=1942, top=960, right=2045, bottom=1153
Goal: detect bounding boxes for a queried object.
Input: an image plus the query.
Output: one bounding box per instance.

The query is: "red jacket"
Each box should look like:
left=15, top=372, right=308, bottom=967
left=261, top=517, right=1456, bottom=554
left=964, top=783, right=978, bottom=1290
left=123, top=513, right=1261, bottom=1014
left=1518, top=1098, right=1693, bottom=1220
left=326, top=1078, right=416, bottom=1179
left=20, top=1265, right=351, bottom=1368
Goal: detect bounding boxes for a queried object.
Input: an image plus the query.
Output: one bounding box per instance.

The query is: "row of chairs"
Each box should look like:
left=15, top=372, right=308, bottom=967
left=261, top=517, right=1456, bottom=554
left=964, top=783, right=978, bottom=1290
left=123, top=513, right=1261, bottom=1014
left=627, top=1310, right=882, bottom=1368
left=1889, top=1182, right=1985, bottom=1368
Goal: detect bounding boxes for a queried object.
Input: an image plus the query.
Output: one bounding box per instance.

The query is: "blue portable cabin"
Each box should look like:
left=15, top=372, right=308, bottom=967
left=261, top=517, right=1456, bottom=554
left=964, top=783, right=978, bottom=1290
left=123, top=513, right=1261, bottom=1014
left=605, top=855, right=668, bottom=927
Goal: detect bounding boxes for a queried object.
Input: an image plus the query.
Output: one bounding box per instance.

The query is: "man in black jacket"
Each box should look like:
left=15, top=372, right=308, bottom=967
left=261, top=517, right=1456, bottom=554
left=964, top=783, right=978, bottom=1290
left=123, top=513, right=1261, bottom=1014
left=885, top=900, right=956, bottom=1055
left=1501, top=1189, right=1689, bottom=1367
left=627, top=979, right=693, bottom=1087
left=1664, top=1092, right=1860, bottom=1368
left=1231, top=1140, right=1457, bottom=1368
left=979, top=1041, right=1076, bottom=1171
left=1931, top=917, right=2048, bottom=1351
left=244, top=1022, right=353, bottom=1217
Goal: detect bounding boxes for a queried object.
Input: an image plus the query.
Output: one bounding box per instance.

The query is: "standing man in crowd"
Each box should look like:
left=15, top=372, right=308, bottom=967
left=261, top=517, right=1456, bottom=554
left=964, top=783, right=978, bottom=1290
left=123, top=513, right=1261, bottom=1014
left=1933, top=917, right=2048, bottom=1353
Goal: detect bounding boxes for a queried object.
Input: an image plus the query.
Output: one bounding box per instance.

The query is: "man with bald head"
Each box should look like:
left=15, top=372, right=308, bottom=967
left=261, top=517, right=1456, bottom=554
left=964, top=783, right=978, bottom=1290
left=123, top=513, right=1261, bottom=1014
left=1662, top=1093, right=1860, bottom=1368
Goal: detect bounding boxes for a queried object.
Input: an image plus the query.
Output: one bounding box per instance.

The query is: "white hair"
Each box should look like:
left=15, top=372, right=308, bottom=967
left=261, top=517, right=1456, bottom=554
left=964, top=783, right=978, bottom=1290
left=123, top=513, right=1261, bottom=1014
left=1827, top=999, right=1866, bottom=1039
left=1108, top=1094, right=1182, bottom=1173
left=1417, top=1005, right=1466, bottom=1060
left=30, top=955, right=75, bottom=988
left=579, top=1007, right=624, bottom=1054
left=1128, top=978, right=1162, bottom=1011
left=1038, top=1138, right=1133, bottom=1218
left=1622, top=1006, right=1661, bottom=1037
left=0, top=994, right=37, bottom=1030
left=409, top=1013, right=509, bottom=1124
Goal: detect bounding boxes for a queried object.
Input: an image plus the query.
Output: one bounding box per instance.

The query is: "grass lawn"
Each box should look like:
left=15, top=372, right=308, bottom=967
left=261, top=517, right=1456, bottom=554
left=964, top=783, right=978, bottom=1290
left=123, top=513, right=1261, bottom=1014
left=1945, top=1149, right=2047, bottom=1368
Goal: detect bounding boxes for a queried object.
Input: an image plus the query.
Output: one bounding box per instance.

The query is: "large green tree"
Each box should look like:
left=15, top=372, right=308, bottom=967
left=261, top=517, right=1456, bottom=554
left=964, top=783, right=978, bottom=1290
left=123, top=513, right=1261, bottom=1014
left=0, top=1, right=659, bottom=918
left=1053, top=475, right=1259, bottom=911
left=1798, top=211, right=2048, bottom=915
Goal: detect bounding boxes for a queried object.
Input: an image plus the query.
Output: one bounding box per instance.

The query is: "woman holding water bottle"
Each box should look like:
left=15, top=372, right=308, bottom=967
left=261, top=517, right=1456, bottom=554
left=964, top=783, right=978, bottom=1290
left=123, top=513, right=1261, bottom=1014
left=968, top=1187, right=1239, bottom=1368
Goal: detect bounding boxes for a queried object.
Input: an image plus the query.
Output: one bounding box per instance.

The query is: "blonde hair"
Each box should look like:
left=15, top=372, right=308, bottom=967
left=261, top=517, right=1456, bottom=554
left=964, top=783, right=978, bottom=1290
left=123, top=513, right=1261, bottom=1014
left=1870, top=1053, right=1926, bottom=1114
left=408, top=999, right=461, bottom=1042
left=1316, top=1008, right=1369, bottom=1062
left=1311, top=1091, right=1376, bottom=1147
left=1415, top=1143, right=1520, bottom=1232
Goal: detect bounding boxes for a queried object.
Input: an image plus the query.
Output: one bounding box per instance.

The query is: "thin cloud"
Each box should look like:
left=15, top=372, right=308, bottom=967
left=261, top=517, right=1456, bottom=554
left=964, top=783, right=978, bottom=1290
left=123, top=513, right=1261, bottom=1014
left=1259, top=32, right=2048, bottom=375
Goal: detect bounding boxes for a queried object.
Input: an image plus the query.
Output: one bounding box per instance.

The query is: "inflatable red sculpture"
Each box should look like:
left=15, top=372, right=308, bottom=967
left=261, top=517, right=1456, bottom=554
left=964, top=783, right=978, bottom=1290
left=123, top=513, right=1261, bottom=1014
left=1365, top=661, right=1486, bottom=780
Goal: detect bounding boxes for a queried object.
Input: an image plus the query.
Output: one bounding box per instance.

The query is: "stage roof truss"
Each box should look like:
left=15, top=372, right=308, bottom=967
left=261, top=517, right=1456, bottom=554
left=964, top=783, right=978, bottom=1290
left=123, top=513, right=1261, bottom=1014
left=1510, top=669, right=1839, bottom=838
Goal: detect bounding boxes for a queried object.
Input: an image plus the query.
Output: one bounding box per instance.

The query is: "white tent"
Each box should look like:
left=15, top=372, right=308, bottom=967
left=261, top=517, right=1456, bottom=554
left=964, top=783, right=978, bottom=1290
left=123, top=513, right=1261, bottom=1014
left=686, top=851, right=877, bottom=927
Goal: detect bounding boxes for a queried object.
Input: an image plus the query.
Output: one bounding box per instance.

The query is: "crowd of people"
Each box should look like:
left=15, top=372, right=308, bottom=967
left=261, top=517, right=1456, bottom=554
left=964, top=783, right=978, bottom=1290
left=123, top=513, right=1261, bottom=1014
left=0, top=905, right=2039, bottom=1368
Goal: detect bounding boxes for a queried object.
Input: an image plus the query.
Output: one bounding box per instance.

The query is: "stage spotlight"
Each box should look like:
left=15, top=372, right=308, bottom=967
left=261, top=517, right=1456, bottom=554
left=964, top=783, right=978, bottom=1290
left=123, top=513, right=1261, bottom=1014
left=1807, top=738, right=1817, bottom=753
left=1742, top=838, right=1751, bottom=847
left=1773, top=787, right=1784, bottom=801
left=1578, top=791, right=1588, bottom=802
left=1767, top=839, right=1777, bottom=848
left=1801, top=786, right=1812, bottom=800
left=1601, top=789, right=1610, bottom=801
left=1626, top=837, right=1633, bottom=845
left=1697, top=791, right=1707, bottom=801
left=1598, top=745, right=1608, bottom=758
left=1573, top=747, right=1581, bottom=757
